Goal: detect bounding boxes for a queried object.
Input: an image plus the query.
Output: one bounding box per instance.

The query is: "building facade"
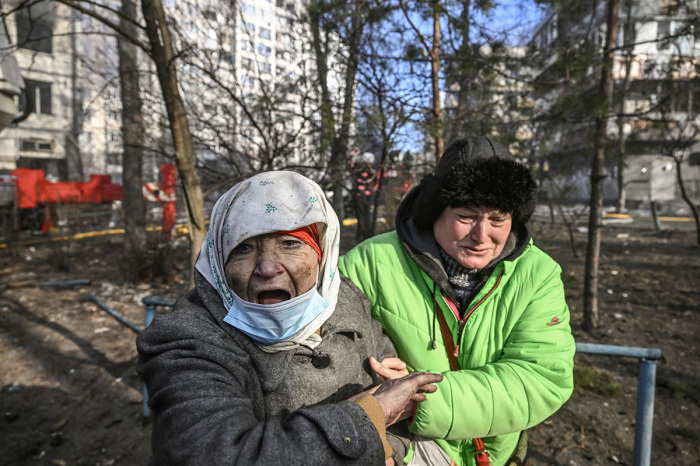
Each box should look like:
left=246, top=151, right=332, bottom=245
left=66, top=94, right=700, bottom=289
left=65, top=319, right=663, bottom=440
left=529, top=0, right=700, bottom=210
left=0, top=1, right=83, bottom=180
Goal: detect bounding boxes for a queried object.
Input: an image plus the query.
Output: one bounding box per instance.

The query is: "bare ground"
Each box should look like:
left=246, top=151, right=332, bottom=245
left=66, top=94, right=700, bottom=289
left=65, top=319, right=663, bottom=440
left=0, top=221, right=698, bottom=466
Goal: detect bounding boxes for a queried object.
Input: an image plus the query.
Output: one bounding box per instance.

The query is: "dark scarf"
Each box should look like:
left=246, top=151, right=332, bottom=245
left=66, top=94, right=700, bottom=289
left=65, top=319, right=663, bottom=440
left=438, top=247, right=479, bottom=310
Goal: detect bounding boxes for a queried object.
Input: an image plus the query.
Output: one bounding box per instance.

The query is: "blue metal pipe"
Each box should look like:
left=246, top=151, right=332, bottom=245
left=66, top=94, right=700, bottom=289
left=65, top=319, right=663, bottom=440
left=576, top=342, right=662, bottom=466
left=576, top=342, right=662, bottom=360
left=42, top=279, right=92, bottom=287
left=634, top=359, right=657, bottom=466
left=140, top=297, right=175, bottom=418
left=86, top=294, right=143, bottom=334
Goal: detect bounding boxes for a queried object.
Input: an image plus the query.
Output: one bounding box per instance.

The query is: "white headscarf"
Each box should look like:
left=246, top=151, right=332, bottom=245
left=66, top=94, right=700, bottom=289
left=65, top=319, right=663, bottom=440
left=195, top=171, right=341, bottom=352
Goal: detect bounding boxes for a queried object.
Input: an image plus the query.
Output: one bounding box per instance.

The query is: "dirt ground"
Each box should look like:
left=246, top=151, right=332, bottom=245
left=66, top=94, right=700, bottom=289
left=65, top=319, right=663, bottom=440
left=0, top=220, right=698, bottom=466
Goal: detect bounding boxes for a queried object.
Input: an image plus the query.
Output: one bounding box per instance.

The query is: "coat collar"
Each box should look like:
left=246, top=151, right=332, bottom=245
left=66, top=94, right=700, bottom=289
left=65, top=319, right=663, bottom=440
left=194, top=272, right=364, bottom=392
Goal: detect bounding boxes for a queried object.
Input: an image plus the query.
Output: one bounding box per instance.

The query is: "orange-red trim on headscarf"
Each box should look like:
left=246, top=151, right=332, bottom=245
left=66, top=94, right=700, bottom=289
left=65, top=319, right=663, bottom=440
left=277, top=224, right=322, bottom=263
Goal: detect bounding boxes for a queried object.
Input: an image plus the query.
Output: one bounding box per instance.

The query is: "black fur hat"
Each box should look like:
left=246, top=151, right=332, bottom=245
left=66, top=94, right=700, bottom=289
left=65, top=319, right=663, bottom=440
left=411, top=137, right=537, bottom=230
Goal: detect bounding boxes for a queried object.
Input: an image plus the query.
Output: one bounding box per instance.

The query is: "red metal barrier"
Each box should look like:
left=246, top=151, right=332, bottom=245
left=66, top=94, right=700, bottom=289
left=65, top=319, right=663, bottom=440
left=10, top=165, right=178, bottom=237
left=160, top=164, right=176, bottom=240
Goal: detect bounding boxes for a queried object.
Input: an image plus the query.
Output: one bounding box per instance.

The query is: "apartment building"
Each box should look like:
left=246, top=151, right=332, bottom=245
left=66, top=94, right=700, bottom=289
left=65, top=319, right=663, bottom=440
left=162, top=0, right=320, bottom=190
left=529, top=0, right=700, bottom=209
left=0, top=1, right=83, bottom=180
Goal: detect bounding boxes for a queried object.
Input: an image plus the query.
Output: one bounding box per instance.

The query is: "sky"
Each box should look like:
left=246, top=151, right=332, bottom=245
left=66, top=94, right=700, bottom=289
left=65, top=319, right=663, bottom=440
left=474, top=0, right=550, bottom=46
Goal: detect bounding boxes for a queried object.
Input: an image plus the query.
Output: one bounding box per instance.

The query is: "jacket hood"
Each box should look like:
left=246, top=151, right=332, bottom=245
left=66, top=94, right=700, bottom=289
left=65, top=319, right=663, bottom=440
left=395, top=137, right=532, bottom=297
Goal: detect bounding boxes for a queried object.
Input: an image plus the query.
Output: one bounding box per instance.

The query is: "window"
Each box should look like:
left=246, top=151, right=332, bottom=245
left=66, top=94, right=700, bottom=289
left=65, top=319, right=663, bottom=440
left=258, top=44, right=272, bottom=57
left=108, top=132, right=122, bottom=144
left=617, top=21, right=636, bottom=47
left=105, top=87, right=119, bottom=100
left=259, top=28, right=271, bottom=40
left=242, top=40, right=255, bottom=53
left=108, top=110, right=120, bottom=121
left=241, top=20, right=255, bottom=32
left=242, top=57, right=253, bottom=70
left=276, top=0, right=284, bottom=7
left=286, top=3, right=295, bottom=12
left=16, top=3, right=54, bottom=54
left=106, top=152, right=122, bottom=165
left=259, top=62, right=271, bottom=74
left=24, top=79, right=52, bottom=115
left=241, top=75, right=255, bottom=88
left=20, top=139, right=53, bottom=152
left=657, top=21, right=670, bottom=50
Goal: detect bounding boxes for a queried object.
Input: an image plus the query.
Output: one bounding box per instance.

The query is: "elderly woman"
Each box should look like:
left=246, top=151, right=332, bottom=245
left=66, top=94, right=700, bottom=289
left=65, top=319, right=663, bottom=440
left=137, top=171, right=441, bottom=465
left=339, top=137, right=575, bottom=466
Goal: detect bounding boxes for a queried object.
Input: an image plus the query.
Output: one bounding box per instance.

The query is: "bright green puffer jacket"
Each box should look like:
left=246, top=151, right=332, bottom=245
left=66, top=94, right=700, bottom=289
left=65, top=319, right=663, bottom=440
left=339, top=231, right=575, bottom=466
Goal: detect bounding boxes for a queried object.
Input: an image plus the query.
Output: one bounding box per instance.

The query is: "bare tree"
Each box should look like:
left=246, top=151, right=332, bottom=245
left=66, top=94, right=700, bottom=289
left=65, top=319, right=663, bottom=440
left=583, top=0, right=618, bottom=331
left=118, top=0, right=148, bottom=275
left=397, top=0, right=443, bottom=163
left=308, top=0, right=370, bottom=219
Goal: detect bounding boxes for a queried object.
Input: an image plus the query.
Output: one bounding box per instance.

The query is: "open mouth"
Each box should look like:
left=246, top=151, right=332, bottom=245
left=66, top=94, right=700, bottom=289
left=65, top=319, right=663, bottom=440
left=256, top=290, right=292, bottom=305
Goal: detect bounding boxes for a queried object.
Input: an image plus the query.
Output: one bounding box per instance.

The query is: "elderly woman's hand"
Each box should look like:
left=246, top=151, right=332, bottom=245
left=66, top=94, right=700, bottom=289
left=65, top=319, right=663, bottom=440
left=372, top=371, right=443, bottom=426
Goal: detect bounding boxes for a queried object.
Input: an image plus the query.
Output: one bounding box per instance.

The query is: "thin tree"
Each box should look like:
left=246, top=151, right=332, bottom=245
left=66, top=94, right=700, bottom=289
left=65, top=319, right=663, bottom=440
left=308, top=0, right=370, bottom=219
left=118, top=0, right=148, bottom=276
left=583, top=0, right=618, bottom=331
left=398, top=0, right=443, bottom=162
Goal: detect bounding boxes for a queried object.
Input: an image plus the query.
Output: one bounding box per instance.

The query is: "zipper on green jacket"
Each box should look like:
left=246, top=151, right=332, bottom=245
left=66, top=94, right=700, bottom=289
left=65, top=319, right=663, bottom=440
left=436, top=268, right=505, bottom=361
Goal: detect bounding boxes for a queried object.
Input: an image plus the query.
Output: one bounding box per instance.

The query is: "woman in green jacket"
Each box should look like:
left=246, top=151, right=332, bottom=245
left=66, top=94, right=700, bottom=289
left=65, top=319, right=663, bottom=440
left=339, top=137, right=575, bottom=466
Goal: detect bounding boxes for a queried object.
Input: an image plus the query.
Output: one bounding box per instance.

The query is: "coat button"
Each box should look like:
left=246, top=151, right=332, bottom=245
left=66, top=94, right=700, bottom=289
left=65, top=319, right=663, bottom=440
left=343, top=436, right=352, bottom=444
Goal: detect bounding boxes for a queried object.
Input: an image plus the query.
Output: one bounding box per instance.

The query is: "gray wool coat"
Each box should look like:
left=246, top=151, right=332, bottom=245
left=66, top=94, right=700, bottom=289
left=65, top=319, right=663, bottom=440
left=137, top=272, right=402, bottom=465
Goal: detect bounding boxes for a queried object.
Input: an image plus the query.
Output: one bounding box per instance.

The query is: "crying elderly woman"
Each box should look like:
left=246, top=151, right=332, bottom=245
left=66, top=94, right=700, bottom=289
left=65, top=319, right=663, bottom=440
left=137, top=171, right=442, bottom=466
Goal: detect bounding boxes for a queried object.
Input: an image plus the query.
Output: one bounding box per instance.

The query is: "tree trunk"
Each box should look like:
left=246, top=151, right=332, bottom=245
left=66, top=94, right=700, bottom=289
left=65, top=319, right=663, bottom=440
left=672, top=155, right=700, bottom=245
left=430, top=0, right=443, bottom=162
left=67, top=8, right=84, bottom=181
left=118, top=0, right=147, bottom=278
left=616, top=126, right=626, bottom=213
left=328, top=0, right=366, bottom=219
left=141, top=0, right=206, bottom=281
left=583, top=0, right=618, bottom=331
left=456, top=0, right=471, bottom=134
left=650, top=200, right=663, bottom=231
left=309, top=4, right=334, bottom=163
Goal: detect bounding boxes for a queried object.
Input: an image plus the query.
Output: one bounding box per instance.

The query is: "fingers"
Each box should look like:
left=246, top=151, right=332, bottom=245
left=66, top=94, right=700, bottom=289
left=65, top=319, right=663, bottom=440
left=370, top=356, right=404, bottom=381
left=381, top=357, right=408, bottom=372
left=406, top=371, right=443, bottom=386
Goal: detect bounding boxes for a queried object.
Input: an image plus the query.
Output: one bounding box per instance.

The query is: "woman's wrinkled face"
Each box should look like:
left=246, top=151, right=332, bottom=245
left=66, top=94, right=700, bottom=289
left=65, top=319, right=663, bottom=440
left=433, top=206, right=512, bottom=270
left=225, top=233, right=319, bottom=304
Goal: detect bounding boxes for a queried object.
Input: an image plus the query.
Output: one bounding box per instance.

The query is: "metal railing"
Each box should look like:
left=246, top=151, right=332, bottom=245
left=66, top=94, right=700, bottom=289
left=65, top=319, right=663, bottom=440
left=87, top=295, right=175, bottom=417
left=575, top=342, right=663, bottom=466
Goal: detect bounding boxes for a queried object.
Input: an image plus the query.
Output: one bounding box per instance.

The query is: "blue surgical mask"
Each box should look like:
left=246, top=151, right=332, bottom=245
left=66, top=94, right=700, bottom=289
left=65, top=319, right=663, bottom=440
left=223, top=285, right=330, bottom=345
